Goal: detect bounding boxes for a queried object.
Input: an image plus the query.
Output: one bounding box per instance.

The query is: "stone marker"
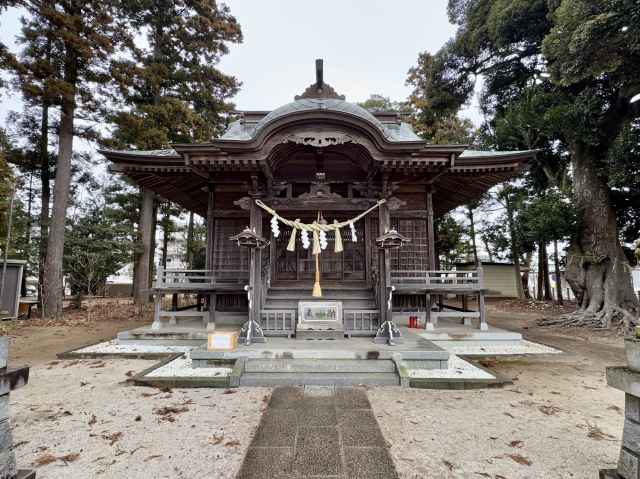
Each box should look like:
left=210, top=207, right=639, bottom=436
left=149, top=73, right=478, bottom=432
left=0, top=336, right=35, bottom=479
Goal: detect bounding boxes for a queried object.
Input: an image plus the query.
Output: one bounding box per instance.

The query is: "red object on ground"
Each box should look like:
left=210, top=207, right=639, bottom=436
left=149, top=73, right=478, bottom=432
left=409, top=316, right=417, bottom=328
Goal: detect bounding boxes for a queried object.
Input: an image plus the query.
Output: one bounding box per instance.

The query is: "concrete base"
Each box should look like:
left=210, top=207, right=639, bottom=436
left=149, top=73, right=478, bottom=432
left=599, top=470, right=622, bottom=478
left=191, top=332, right=448, bottom=364
left=16, top=470, right=37, bottom=479
left=419, top=318, right=522, bottom=342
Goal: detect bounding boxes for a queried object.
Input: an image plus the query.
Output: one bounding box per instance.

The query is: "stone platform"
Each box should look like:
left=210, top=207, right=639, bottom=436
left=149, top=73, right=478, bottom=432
left=191, top=328, right=448, bottom=363
left=418, top=318, right=522, bottom=344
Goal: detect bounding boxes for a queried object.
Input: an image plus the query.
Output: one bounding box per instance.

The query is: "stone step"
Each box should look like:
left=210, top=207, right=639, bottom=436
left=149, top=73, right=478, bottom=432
left=239, top=372, right=400, bottom=387
left=296, top=329, right=345, bottom=340
left=244, top=359, right=397, bottom=373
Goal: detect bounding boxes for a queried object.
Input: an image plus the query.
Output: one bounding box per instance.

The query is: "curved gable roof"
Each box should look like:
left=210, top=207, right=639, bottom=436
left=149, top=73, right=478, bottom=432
left=221, top=98, right=422, bottom=143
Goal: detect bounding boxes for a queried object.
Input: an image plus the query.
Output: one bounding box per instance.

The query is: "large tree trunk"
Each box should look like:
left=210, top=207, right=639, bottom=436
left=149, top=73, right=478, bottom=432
left=38, top=101, right=50, bottom=307
left=553, top=239, right=564, bottom=305
left=43, top=95, right=74, bottom=318
left=134, top=188, right=154, bottom=305
left=506, top=193, right=525, bottom=300
left=543, top=146, right=639, bottom=328
left=541, top=242, right=552, bottom=301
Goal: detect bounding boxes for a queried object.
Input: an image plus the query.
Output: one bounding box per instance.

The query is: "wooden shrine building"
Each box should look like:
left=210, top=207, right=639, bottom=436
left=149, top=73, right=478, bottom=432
left=101, top=60, right=534, bottom=344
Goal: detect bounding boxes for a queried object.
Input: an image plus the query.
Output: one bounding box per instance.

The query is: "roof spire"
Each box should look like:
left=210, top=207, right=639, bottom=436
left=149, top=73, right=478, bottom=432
left=316, top=59, right=324, bottom=88
left=295, top=59, right=345, bottom=101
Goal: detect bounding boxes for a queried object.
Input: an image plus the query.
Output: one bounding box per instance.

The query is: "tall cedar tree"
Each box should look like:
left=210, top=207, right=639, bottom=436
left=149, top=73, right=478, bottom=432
left=104, top=0, right=241, bottom=303
left=1, top=0, right=133, bottom=317
left=1, top=6, right=61, bottom=305
left=408, top=0, right=640, bottom=327
left=108, top=0, right=242, bottom=148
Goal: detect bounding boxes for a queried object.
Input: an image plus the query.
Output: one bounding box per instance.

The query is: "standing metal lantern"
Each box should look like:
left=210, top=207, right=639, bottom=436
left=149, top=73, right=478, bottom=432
left=374, top=229, right=410, bottom=346
left=230, top=227, right=269, bottom=345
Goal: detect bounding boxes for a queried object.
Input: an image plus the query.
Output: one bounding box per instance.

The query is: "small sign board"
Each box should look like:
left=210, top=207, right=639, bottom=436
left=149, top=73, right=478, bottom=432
left=207, top=332, right=238, bottom=351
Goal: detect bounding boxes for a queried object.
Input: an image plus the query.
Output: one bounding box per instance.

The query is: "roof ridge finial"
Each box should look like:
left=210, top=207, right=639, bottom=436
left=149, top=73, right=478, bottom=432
left=295, top=59, right=345, bottom=101
left=316, top=59, right=324, bottom=88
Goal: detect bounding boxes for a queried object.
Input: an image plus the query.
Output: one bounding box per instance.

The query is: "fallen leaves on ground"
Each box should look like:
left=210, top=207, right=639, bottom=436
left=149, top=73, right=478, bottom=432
left=224, top=440, right=241, bottom=447
left=153, top=405, right=189, bottom=422
left=34, top=452, right=81, bottom=466
left=507, top=453, right=532, bottom=466
left=539, top=405, right=561, bottom=416
left=208, top=434, right=224, bottom=445
left=102, top=431, right=123, bottom=446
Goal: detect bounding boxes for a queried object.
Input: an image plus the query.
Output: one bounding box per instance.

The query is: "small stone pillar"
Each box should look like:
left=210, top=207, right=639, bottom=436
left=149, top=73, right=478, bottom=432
left=0, top=337, right=35, bottom=479
left=602, top=367, right=640, bottom=479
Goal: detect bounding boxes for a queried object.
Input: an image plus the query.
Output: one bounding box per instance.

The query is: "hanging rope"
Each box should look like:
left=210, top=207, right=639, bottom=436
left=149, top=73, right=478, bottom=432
left=255, top=198, right=386, bottom=234
left=255, top=198, right=386, bottom=297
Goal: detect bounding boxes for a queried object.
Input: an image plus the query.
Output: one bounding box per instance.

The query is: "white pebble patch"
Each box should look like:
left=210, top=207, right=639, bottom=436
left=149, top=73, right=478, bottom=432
left=74, top=340, right=196, bottom=354
left=407, top=355, right=495, bottom=379
left=432, top=339, right=561, bottom=356
left=146, top=355, right=232, bottom=378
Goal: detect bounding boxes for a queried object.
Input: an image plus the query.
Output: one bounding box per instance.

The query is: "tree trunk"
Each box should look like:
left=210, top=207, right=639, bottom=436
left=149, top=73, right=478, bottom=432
left=467, top=206, right=479, bottom=265
left=545, top=145, right=639, bottom=328
left=134, top=189, right=154, bottom=305
left=506, top=193, right=525, bottom=300
left=537, top=243, right=544, bottom=301
left=186, top=211, right=194, bottom=268
left=43, top=92, right=75, bottom=318
left=553, top=239, right=564, bottom=305
left=38, top=101, right=50, bottom=307
left=541, top=242, right=552, bottom=301
left=522, top=252, right=532, bottom=299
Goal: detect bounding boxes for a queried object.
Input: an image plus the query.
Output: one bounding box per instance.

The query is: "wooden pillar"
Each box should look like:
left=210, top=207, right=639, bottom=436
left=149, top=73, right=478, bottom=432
left=426, top=189, right=436, bottom=271
left=205, top=184, right=216, bottom=330
left=135, top=188, right=154, bottom=305
left=249, top=199, right=263, bottom=323
left=378, top=202, right=391, bottom=322
left=205, top=185, right=215, bottom=271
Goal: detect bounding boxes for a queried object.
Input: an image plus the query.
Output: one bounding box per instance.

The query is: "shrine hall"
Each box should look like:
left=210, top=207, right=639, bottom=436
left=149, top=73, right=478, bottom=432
left=101, top=60, right=535, bottom=347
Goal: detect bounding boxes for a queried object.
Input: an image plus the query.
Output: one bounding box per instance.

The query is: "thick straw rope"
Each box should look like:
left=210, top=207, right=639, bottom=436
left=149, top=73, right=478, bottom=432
left=254, top=199, right=386, bottom=233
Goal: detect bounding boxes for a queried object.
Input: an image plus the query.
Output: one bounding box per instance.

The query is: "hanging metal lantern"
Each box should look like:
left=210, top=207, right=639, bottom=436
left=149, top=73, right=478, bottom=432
left=375, top=229, right=410, bottom=250
left=229, top=227, right=269, bottom=250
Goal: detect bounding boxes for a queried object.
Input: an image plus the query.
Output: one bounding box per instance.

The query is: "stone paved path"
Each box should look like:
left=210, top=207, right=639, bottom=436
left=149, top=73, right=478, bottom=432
left=237, top=386, right=399, bottom=479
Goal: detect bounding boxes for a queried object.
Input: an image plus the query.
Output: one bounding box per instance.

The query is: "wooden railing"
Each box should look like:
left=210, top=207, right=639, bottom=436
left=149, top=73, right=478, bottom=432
left=391, top=269, right=483, bottom=290
left=154, top=267, right=249, bottom=288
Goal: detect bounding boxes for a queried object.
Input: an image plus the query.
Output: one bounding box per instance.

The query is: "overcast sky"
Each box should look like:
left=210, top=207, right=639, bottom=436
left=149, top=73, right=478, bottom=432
left=0, top=0, right=481, bottom=130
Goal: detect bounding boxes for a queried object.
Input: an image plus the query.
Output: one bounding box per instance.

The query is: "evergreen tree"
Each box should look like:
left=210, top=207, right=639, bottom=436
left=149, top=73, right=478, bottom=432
left=1, top=0, right=136, bottom=317
left=408, top=0, right=640, bottom=327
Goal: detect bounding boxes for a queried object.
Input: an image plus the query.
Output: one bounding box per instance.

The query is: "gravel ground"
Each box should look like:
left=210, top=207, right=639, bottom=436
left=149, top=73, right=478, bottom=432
left=10, top=359, right=269, bottom=478
left=369, top=356, right=624, bottom=478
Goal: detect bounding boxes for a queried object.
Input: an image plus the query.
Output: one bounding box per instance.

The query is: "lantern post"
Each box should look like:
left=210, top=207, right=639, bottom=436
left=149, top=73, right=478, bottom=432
left=374, top=228, right=409, bottom=346
left=230, top=227, right=269, bottom=345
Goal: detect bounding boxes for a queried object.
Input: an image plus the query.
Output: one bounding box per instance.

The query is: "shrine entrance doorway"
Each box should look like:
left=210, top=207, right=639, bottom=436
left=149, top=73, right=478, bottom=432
left=273, top=216, right=366, bottom=282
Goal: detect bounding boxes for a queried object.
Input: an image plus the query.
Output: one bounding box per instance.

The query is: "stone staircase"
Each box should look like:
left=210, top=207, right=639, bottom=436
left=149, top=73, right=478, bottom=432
left=260, top=282, right=379, bottom=338
left=238, top=358, right=400, bottom=386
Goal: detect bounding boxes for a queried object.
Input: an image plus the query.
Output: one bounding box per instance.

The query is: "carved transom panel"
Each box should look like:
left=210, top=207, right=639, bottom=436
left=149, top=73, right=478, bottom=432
left=282, top=131, right=357, bottom=148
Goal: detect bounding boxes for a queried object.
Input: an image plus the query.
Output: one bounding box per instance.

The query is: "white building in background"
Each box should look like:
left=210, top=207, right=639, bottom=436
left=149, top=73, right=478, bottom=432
left=106, top=229, right=188, bottom=286
left=633, top=266, right=640, bottom=298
